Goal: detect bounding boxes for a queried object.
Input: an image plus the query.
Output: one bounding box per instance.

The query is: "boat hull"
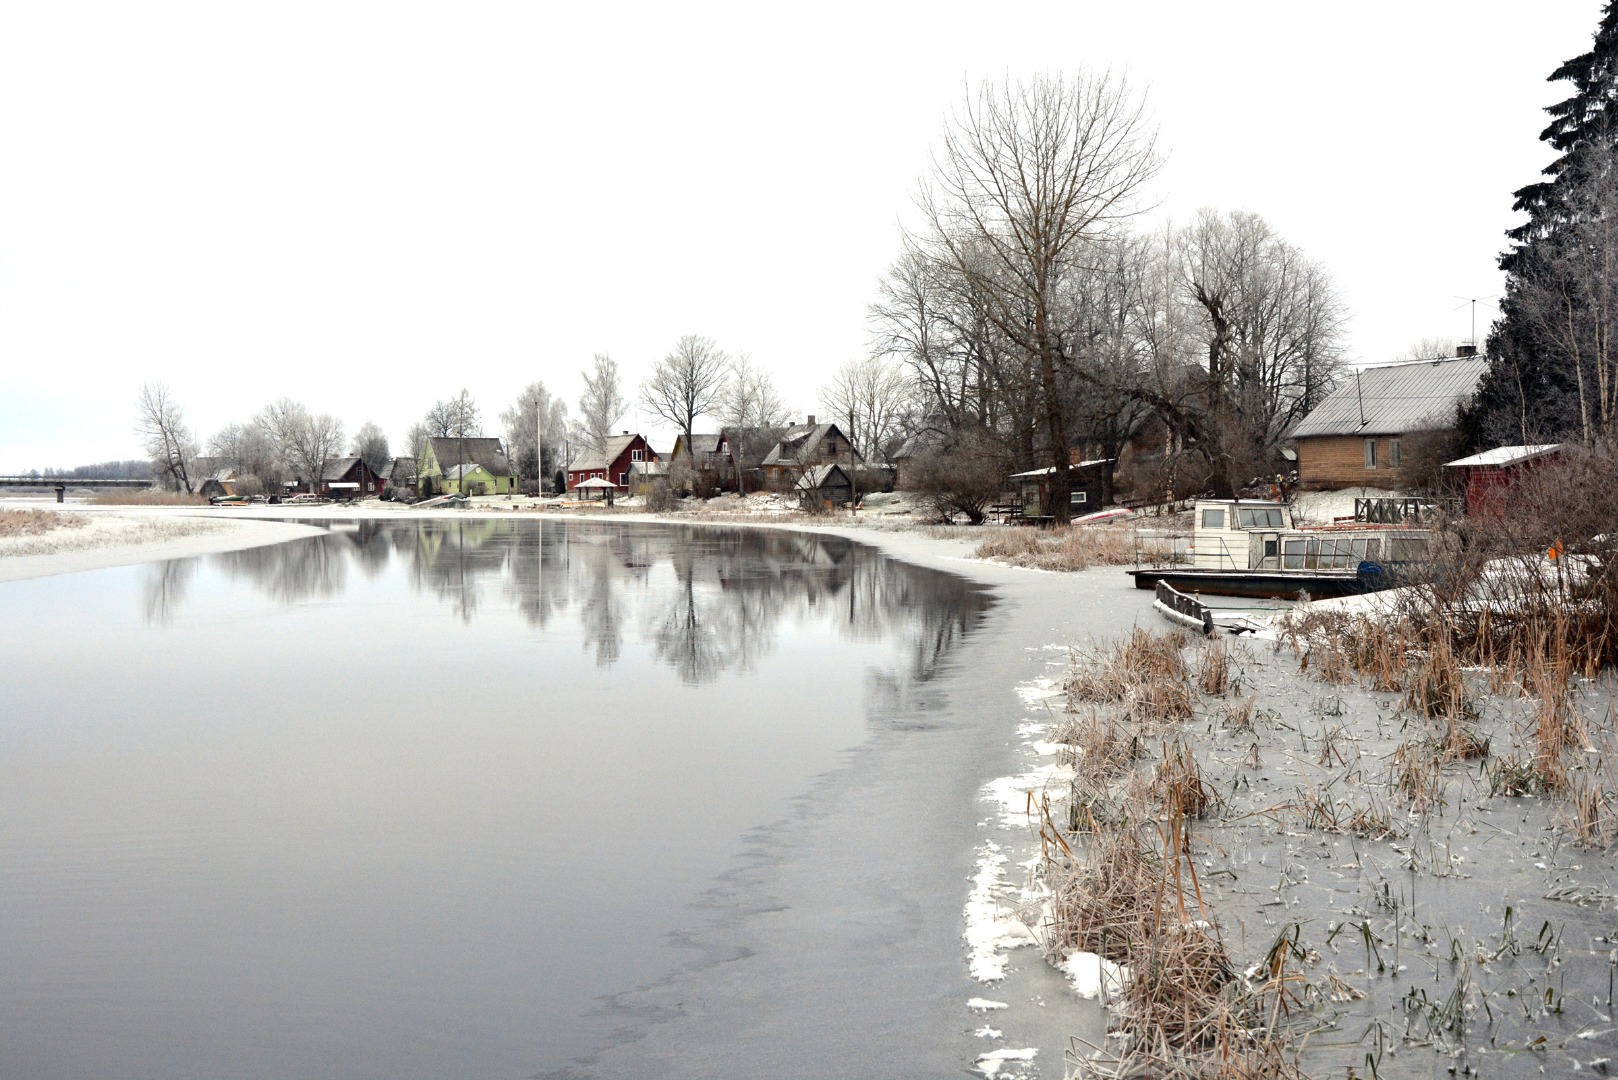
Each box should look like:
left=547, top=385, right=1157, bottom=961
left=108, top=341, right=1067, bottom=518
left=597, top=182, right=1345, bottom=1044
left=1127, top=567, right=1372, bottom=600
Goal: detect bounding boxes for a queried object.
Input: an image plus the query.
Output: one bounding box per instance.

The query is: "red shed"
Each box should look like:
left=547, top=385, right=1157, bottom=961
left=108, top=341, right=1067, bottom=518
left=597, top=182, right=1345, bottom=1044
left=1443, top=444, right=1563, bottom=517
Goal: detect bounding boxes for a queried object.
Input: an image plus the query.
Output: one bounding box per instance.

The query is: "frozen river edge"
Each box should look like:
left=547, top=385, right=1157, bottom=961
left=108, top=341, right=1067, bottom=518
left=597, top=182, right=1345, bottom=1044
left=1, top=501, right=1156, bottom=1079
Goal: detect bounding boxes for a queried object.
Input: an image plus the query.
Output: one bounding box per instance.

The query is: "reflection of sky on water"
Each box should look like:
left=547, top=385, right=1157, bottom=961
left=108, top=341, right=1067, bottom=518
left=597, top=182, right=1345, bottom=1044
left=0, top=520, right=990, bottom=1080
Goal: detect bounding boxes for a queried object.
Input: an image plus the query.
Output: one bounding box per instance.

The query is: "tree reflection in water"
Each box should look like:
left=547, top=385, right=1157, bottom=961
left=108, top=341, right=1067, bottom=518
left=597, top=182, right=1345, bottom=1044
left=187, top=519, right=990, bottom=685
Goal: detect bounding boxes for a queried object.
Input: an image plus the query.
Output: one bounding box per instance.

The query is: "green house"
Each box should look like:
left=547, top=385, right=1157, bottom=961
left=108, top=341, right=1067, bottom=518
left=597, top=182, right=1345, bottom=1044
left=418, top=437, right=517, bottom=497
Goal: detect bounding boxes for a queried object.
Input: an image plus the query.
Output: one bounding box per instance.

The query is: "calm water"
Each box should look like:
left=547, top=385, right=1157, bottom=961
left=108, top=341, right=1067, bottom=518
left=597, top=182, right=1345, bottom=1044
left=0, top=519, right=990, bottom=1080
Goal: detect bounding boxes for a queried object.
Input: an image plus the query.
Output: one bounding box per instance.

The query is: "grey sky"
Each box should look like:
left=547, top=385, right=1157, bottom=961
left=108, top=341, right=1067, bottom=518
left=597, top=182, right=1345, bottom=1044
left=0, top=1, right=1601, bottom=470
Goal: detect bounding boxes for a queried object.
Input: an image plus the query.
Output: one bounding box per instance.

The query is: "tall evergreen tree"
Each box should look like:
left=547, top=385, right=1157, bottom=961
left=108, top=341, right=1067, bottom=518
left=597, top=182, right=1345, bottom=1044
left=1469, top=4, right=1618, bottom=447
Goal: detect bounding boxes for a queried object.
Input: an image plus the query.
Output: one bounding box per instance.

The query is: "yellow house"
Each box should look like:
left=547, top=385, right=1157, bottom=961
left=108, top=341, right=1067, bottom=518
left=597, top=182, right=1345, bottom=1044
left=418, top=437, right=517, bottom=496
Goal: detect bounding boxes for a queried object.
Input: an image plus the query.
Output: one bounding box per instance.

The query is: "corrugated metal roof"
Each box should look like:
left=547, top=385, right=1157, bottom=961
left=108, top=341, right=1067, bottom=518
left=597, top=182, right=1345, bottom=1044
left=1287, top=355, right=1489, bottom=439
left=1443, top=443, right=1563, bottom=469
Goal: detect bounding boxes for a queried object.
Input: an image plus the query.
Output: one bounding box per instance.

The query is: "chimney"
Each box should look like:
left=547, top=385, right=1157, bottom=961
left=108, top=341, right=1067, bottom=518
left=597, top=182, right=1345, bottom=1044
left=807, top=415, right=816, bottom=425
left=621, top=430, right=629, bottom=435
left=1456, top=344, right=1478, bottom=359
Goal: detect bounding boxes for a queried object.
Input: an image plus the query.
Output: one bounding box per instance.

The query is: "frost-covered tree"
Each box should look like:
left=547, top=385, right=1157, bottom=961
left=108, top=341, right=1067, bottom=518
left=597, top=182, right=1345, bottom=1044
left=578, top=353, right=626, bottom=457
left=135, top=383, right=196, bottom=492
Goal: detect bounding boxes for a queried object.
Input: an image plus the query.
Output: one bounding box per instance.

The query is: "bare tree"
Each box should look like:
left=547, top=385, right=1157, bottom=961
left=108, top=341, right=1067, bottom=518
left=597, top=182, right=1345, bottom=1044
left=819, top=355, right=914, bottom=464
left=259, top=398, right=345, bottom=495
left=641, top=335, right=728, bottom=451
left=500, top=381, right=570, bottom=490
left=913, top=73, right=1161, bottom=522
left=910, top=426, right=1013, bottom=525
left=424, top=389, right=480, bottom=438
left=1178, top=209, right=1345, bottom=494
left=715, top=354, right=788, bottom=493
left=351, top=422, right=390, bottom=473
left=136, top=383, right=197, bottom=492
left=578, top=353, right=626, bottom=457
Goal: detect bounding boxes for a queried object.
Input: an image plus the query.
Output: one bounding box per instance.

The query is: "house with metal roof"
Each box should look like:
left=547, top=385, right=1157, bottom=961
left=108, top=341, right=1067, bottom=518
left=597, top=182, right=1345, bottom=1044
left=1286, top=351, right=1489, bottom=491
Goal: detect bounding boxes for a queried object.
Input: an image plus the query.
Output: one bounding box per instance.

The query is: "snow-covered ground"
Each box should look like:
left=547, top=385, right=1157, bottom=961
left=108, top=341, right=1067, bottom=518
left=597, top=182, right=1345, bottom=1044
left=0, top=501, right=325, bottom=582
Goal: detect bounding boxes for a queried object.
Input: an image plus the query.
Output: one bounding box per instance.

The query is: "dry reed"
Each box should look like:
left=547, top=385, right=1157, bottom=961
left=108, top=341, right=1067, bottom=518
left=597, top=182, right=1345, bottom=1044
left=976, top=523, right=1165, bottom=571
left=0, top=508, right=87, bottom=536
left=86, top=490, right=206, bottom=506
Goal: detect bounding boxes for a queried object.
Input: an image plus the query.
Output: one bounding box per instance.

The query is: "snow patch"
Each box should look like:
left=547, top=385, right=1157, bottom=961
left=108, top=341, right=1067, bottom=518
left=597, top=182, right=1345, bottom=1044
left=965, top=842, right=1038, bottom=981
left=1059, top=949, right=1128, bottom=1000
left=976, top=1047, right=1037, bottom=1077
left=968, top=997, right=1009, bottom=1011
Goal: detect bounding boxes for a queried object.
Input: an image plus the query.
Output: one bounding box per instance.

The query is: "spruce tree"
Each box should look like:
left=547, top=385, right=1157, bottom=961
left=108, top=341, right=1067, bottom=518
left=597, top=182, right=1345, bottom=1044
left=1467, top=4, right=1618, bottom=447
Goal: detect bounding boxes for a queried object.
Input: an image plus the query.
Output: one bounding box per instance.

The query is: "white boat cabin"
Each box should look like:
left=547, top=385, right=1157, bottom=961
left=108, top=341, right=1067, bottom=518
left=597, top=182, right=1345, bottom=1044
left=1189, top=499, right=1425, bottom=571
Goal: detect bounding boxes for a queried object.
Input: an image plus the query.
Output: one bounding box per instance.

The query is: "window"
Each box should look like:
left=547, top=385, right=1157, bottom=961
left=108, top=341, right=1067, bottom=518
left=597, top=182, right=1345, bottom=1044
left=719, top=440, right=728, bottom=454
left=1237, top=507, right=1285, bottom=529
left=1365, top=439, right=1377, bottom=469
left=1201, top=508, right=1226, bottom=529
left=1283, top=538, right=1306, bottom=569
left=618, top=472, right=627, bottom=487
left=1069, top=491, right=1087, bottom=508
left=1389, top=440, right=1402, bottom=468
left=632, top=449, right=643, bottom=462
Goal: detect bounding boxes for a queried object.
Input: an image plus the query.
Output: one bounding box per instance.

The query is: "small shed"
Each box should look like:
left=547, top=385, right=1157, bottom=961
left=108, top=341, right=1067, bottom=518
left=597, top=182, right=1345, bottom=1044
left=1443, top=444, right=1564, bottom=517
left=795, top=463, right=854, bottom=510
left=1009, top=459, right=1113, bottom=519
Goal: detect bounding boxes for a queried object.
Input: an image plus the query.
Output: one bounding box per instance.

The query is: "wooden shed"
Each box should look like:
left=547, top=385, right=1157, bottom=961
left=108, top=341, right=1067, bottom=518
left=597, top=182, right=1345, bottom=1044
left=1443, top=444, right=1563, bottom=517
left=795, top=463, right=854, bottom=510
left=1008, top=459, right=1112, bottom=520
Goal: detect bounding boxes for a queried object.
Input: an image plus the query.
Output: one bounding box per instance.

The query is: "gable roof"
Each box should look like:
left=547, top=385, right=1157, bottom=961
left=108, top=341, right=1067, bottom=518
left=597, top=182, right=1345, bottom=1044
left=1288, top=355, right=1489, bottom=439
left=321, top=456, right=364, bottom=481
left=762, top=422, right=862, bottom=467
left=794, top=463, right=850, bottom=490
left=673, top=433, right=724, bottom=457
left=389, top=456, right=418, bottom=481
left=573, top=433, right=657, bottom=474
left=424, top=437, right=512, bottom=476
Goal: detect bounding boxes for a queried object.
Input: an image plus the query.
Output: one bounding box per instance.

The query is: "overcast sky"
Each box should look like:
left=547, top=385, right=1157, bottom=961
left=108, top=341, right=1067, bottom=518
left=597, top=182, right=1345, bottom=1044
left=0, top=1, right=1603, bottom=471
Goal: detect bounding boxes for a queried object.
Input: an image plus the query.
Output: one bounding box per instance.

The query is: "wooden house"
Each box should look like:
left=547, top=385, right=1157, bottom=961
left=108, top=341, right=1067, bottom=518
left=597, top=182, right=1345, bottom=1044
left=318, top=457, right=380, bottom=500
left=567, top=432, right=658, bottom=494
left=1443, top=444, right=1564, bottom=517
left=1287, top=351, right=1488, bottom=491
left=761, top=417, right=862, bottom=487
left=627, top=459, right=669, bottom=497
left=668, top=432, right=736, bottom=493
left=418, top=438, right=516, bottom=497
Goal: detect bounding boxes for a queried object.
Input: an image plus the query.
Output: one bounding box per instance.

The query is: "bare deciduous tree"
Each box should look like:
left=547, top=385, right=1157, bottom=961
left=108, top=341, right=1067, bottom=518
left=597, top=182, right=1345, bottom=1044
left=259, top=398, right=345, bottom=495
left=641, top=335, right=728, bottom=451
left=136, top=383, right=197, bottom=492
left=424, top=390, right=480, bottom=439
left=578, top=353, right=626, bottom=457
left=914, top=73, right=1161, bottom=521
left=715, top=355, right=787, bottom=493
left=819, top=355, right=914, bottom=465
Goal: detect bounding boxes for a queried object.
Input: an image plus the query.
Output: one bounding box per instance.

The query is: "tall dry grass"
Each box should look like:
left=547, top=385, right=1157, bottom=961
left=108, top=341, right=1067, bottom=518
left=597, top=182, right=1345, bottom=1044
left=86, top=490, right=206, bottom=506
left=0, top=508, right=87, bottom=537
left=976, top=523, right=1167, bottom=571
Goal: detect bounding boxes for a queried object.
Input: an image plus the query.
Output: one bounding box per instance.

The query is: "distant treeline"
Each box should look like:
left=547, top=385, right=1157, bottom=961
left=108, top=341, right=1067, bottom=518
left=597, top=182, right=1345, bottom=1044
left=25, top=460, right=152, bottom=480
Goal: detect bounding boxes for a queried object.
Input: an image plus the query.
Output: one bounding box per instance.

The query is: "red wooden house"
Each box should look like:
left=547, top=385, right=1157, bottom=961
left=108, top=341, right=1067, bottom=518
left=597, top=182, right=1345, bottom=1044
left=567, top=433, right=659, bottom=494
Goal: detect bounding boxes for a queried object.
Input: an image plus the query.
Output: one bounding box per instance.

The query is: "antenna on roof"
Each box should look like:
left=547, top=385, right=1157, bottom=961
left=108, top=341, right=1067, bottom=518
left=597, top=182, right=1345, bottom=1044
left=1452, top=294, right=1496, bottom=348
left=1355, top=368, right=1367, bottom=430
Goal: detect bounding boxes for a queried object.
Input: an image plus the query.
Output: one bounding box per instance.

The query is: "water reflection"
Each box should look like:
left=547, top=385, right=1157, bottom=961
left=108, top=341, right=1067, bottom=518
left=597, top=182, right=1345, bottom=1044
left=190, top=519, right=989, bottom=685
